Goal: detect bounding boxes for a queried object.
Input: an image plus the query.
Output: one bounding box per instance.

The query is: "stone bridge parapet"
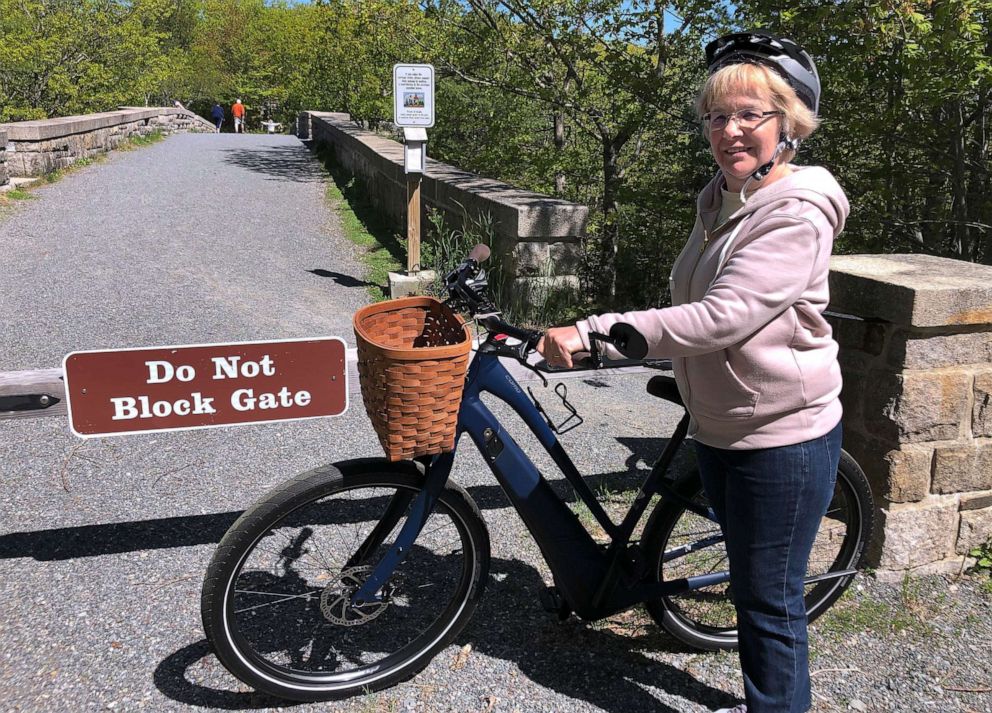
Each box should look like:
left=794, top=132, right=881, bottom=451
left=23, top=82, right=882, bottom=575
left=0, top=107, right=215, bottom=180
left=0, top=129, right=8, bottom=188
left=827, top=254, right=992, bottom=576
left=298, top=111, right=587, bottom=294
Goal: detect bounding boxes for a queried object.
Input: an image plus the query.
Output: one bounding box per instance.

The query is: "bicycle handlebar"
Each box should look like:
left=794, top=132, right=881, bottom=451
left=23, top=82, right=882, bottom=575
left=444, top=245, right=652, bottom=370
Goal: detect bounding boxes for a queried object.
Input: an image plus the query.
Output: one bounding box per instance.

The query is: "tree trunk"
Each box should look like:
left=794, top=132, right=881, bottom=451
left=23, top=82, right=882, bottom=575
left=977, top=91, right=991, bottom=263
left=553, top=73, right=574, bottom=197
left=882, top=39, right=904, bottom=253
left=553, top=109, right=566, bottom=195
left=975, top=23, right=992, bottom=264
left=599, top=137, right=621, bottom=302
left=951, top=100, right=968, bottom=259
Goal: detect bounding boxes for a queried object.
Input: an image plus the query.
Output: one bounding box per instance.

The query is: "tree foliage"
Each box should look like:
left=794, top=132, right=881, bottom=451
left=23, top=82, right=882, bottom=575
left=743, top=0, right=992, bottom=262
left=0, top=0, right=194, bottom=120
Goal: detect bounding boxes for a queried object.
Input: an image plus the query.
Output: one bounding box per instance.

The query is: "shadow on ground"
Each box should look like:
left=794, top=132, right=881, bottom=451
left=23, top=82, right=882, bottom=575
left=220, top=138, right=407, bottom=283
left=308, top=141, right=406, bottom=270
left=219, top=143, right=326, bottom=183
left=0, top=437, right=690, bottom=563
left=307, top=268, right=379, bottom=290
left=5, top=435, right=715, bottom=711
left=154, top=553, right=736, bottom=713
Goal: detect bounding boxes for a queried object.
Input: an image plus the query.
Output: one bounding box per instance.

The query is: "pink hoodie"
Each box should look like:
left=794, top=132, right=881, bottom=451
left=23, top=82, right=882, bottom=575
left=576, top=165, right=850, bottom=449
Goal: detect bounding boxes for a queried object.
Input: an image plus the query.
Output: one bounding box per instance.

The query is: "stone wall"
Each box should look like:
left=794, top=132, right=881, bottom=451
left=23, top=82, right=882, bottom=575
left=828, top=254, right=992, bottom=576
left=0, top=107, right=216, bottom=178
left=0, top=129, right=8, bottom=188
left=298, top=111, right=587, bottom=291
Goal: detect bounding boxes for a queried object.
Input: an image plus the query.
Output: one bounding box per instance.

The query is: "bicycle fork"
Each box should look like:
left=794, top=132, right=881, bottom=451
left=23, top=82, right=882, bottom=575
left=348, top=451, right=455, bottom=605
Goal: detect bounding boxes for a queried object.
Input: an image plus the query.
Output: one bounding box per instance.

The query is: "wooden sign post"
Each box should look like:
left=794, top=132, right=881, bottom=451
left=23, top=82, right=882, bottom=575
left=407, top=173, right=421, bottom=273
left=393, top=64, right=434, bottom=287
left=402, top=126, right=428, bottom=274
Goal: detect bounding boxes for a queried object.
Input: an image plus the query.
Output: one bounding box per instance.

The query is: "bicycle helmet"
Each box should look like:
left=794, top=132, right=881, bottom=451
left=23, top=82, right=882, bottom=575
left=705, top=31, right=820, bottom=115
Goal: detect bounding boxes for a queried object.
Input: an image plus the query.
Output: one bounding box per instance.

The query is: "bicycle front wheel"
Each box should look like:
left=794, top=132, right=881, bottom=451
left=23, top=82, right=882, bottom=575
left=201, top=461, right=490, bottom=701
left=644, top=449, right=874, bottom=651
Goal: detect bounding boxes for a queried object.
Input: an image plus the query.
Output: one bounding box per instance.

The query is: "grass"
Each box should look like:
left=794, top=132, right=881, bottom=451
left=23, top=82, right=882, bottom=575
left=0, top=186, right=35, bottom=201
left=812, top=575, right=939, bottom=643
left=314, top=144, right=402, bottom=301
left=309, top=142, right=584, bottom=323
left=0, top=185, right=36, bottom=216
left=422, top=207, right=583, bottom=329
left=967, top=538, right=992, bottom=595
left=42, top=156, right=98, bottom=184
left=567, top=481, right=643, bottom=543
left=354, top=685, right=403, bottom=713
left=118, top=129, right=167, bottom=150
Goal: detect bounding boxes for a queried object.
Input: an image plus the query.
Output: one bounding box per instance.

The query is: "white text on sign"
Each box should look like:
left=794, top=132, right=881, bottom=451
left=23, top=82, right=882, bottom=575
left=110, top=354, right=311, bottom=421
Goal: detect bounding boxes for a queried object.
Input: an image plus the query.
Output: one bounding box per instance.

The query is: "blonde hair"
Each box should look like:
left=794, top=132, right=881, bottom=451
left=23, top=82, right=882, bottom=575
left=695, top=62, right=819, bottom=163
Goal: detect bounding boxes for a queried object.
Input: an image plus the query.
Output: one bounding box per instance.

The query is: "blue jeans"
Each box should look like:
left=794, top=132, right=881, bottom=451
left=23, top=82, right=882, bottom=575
left=695, top=421, right=842, bottom=713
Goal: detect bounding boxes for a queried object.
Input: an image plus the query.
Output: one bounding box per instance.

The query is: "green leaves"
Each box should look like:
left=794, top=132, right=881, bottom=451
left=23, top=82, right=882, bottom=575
left=970, top=542, right=992, bottom=571
left=741, top=0, right=992, bottom=262
left=0, top=0, right=201, bottom=120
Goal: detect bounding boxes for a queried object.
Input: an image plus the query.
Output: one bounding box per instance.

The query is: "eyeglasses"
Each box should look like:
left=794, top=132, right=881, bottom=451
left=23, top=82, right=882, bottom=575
left=702, top=109, right=783, bottom=132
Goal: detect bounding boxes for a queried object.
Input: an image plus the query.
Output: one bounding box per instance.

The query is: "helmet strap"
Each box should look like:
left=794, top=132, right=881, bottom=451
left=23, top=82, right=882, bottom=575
left=739, top=137, right=789, bottom=202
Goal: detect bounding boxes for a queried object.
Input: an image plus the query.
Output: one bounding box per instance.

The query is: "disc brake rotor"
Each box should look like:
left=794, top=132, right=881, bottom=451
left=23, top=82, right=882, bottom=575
left=319, top=565, right=393, bottom=626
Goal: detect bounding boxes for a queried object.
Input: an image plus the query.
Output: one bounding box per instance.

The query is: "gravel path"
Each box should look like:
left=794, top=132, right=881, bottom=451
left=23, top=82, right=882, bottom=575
left=0, top=134, right=989, bottom=713
left=0, top=133, right=367, bottom=369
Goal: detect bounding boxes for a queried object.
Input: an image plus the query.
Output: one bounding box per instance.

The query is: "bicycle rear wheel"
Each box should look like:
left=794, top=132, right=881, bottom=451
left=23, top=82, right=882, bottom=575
left=643, top=449, right=874, bottom=651
left=201, top=461, right=490, bottom=701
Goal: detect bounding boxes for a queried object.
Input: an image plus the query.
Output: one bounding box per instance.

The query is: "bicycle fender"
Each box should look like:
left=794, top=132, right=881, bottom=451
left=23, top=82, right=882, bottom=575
left=333, top=457, right=426, bottom=479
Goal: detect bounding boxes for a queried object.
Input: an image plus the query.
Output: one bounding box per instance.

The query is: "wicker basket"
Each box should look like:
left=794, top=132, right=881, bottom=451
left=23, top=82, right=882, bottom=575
left=353, top=296, right=472, bottom=461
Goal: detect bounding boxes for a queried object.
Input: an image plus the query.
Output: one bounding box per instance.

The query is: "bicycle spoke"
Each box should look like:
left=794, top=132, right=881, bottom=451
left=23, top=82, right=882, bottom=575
left=213, top=477, right=484, bottom=688
left=234, top=590, right=319, bottom=614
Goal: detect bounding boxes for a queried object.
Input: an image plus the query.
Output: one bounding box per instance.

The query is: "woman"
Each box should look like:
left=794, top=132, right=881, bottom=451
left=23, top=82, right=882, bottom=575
left=539, top=32, right=849, bottom=713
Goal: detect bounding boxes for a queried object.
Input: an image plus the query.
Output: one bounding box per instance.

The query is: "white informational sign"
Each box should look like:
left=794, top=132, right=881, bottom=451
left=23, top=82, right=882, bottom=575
left=393, top=64, right=435, bottom=128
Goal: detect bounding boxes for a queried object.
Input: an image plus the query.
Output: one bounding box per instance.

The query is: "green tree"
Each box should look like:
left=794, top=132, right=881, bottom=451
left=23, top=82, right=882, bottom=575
left=742, top=0, right=992, bottom=262
left=421, top=1, right=729, bottom=303
left=0, top=0, right=198, bottom=121
left=304, top=0, right=427, bottom=127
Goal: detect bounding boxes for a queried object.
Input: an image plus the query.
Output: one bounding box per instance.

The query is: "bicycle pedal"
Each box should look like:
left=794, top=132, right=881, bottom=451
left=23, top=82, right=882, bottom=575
left=538, top=586, right=572, bottom=621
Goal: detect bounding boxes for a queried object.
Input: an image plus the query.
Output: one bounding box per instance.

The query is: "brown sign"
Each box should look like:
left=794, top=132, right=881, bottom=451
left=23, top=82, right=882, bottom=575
left=63, top=338, right=347, bottom=437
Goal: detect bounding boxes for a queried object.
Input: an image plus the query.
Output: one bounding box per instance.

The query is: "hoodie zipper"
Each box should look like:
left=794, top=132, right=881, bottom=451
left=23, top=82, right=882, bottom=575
left=681, top=212, right=746, bottom=417
left=701, top=215, right=743, bottom=253
left=682, top=213, right=737, bottom=305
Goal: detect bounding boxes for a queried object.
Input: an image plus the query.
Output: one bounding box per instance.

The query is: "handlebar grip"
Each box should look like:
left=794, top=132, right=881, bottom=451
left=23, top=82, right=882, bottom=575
left=608, top=323, right=648, bottom=360
left=468, top=244, right=491, bottom=264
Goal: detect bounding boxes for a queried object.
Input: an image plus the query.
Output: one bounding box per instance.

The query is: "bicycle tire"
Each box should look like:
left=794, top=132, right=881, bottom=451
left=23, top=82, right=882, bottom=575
left=201, top=459, right=490, bottom=701
left=643, top=449, right=874, bottom=651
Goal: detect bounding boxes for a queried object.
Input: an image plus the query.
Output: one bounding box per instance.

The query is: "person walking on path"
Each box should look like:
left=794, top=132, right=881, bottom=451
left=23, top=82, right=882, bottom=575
left=539, top=31, right=847, bottom=713
left=211, top=103, right=224, bottom=132
left=232, top=99, right=246, bottom=134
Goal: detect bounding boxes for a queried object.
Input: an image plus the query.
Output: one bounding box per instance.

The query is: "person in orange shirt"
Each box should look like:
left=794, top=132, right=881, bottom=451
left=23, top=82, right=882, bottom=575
left=232, top=99, right=246, bottom=133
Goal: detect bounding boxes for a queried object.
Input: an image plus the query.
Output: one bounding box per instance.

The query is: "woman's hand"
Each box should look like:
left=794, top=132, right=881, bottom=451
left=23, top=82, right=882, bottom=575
left=537, top=326, right=585, bottom=369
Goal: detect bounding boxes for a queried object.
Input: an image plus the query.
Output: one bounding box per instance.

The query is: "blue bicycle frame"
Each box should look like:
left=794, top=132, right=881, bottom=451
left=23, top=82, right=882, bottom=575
left=351, top=346, right=732, bottom=620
